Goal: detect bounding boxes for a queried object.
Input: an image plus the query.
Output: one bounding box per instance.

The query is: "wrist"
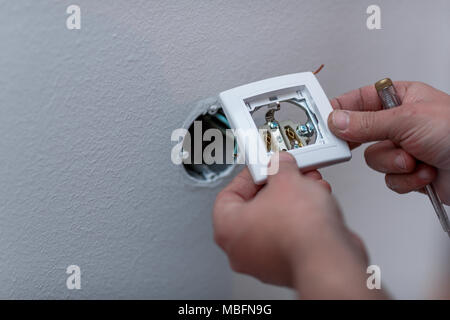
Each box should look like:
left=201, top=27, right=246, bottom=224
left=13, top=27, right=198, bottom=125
left=287, top=228, right=387, bottom=299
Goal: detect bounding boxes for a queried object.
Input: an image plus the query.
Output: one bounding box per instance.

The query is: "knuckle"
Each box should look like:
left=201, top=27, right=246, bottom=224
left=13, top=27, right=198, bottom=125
left=356, top=112, right=376, bottom=138
left=387, top=107, right=417, bottom=143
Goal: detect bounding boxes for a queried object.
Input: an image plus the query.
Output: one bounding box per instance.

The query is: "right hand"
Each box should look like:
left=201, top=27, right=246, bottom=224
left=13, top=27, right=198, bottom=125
left=327, top=81, right=450, bottom=204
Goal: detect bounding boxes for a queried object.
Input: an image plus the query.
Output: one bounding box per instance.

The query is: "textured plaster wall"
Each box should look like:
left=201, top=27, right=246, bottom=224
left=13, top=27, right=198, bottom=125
left=0, top=0, right=449, bottom=299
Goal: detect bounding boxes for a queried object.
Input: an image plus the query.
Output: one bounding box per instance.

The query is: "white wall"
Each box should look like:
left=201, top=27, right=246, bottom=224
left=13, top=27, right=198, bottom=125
left=0, top=0, right=448, bottom=299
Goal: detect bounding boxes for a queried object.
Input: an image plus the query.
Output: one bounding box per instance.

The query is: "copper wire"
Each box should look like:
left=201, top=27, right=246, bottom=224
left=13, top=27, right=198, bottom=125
left=313, top=64, right=324, bottom=75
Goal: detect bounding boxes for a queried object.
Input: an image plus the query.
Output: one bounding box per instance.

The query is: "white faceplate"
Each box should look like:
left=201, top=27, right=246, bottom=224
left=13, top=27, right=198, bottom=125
left=219, top=72, right=351, bottom=184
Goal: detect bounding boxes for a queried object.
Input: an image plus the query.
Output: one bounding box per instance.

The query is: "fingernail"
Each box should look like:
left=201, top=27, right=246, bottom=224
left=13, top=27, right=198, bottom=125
left=331, top=110, right=350, bottom=130
left=394, top=155, right=406, bottom=170
left=418, top=169, right=432, bottom=181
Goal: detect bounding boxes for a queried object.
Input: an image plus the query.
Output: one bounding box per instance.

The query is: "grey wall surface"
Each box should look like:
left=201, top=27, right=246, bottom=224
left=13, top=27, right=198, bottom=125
left=0, top=0, right=448, bottom=299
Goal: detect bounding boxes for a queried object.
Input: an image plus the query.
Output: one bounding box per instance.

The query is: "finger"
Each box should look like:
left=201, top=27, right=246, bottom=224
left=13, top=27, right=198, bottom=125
left=267, top=152, right=302, bottom=184
left=364, top=141, right=416, bottom=174
left=317, top=180, right=332, bottom=193
left=327, top=106, right=409, bottom=144
left=303, top=171, right=332, bottom=192
left=304, top=170, right=322, bottom=181
left=219, top=167, right=262, bottom=203
left=330, top=81, right=412, bottom=112
left=347, top=142, right=362, bottom=151
left=213, top=168, right=258, bottom=250
left=385, top=164, right=437, bottom=194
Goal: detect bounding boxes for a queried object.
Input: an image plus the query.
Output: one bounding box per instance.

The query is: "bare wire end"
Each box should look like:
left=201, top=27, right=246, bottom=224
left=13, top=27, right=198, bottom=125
left=313, top=64, right=325, bottom=75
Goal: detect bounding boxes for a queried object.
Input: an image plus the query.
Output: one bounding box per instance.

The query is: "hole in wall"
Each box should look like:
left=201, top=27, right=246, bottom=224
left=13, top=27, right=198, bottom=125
left=181, top=106, right=236, bottom=184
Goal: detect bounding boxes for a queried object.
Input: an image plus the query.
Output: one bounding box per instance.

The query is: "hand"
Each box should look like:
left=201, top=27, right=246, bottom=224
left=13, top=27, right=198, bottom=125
left=328, top=82, right=450, bottom=204
left=213, top=152, right=386, bottom=299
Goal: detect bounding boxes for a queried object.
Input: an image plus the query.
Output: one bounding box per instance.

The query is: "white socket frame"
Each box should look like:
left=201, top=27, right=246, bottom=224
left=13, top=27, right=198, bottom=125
left=219, top=72, right=351, bottom=184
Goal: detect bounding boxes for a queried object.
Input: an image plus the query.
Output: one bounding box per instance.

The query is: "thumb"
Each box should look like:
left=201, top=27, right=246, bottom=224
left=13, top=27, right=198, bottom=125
left=328, top=107, right=405, bottom=143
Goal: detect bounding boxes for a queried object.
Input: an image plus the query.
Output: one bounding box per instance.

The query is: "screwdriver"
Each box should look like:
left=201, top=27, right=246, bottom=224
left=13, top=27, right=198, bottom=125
left=375, top=78, right=450, bottom=238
